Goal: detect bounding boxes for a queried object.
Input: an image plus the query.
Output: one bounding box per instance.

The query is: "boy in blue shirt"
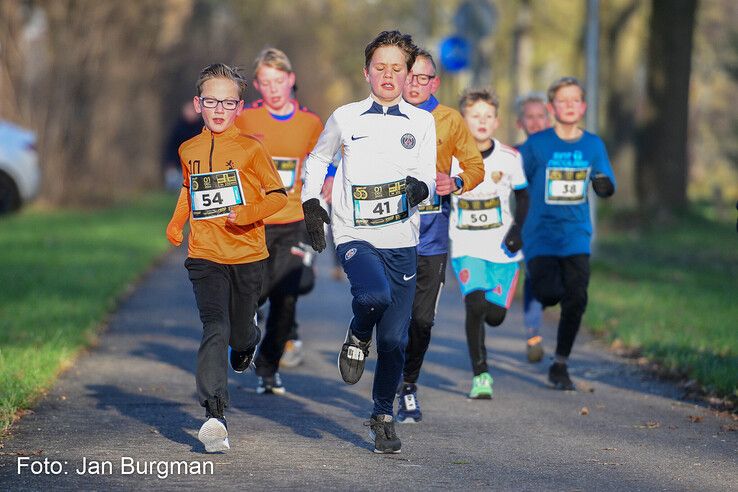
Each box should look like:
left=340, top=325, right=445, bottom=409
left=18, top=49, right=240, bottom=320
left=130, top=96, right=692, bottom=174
left=519, top=77, right=615, bottom=390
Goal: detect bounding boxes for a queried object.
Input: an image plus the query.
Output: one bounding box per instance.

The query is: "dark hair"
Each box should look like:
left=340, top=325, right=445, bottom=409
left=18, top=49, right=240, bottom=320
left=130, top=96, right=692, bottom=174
left=364, top=30, right=418, bottom=71
left=196, top=63, right=247, bottom=99
left=415, top=48, right=437, bottom=72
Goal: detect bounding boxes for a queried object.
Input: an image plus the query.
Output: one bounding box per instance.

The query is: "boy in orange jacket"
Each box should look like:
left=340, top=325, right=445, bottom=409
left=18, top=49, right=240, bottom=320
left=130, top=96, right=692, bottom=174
left=166, top=63, right=287, bottom=452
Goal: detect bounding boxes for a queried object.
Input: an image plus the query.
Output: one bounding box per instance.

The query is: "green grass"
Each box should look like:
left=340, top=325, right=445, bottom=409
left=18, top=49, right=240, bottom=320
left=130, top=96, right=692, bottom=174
left=0, top=193, right=173, bottom=433
left=586, top=210, right=738, bottom=399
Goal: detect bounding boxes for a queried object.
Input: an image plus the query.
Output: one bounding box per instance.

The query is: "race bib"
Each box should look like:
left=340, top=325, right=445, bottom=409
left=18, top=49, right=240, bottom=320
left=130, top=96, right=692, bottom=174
left=190, top=169, right=244, bottom=220
left=545, top=167, right=590, bottom=204
left=273, top=157, right=298, bottom=190
left=352, top=179, right=408, bottom=227
left=456, top=197, right=502, bottom=230
left=418, top=191, right=441, bottom=215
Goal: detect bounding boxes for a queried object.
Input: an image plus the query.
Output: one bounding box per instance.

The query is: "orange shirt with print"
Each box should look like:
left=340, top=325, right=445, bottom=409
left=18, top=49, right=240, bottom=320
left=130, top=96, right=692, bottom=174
left=236, top=99, right=323, bottom=224
left=166, top=125, right=287, bottom=264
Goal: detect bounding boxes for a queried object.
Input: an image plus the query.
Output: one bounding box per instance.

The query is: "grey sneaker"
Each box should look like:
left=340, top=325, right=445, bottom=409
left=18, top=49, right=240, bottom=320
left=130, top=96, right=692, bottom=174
left=257, top=373, right=286, bottom=395
left=337, top=326, right=371, bottom=384
left=365, top=414, right=401, bottom=454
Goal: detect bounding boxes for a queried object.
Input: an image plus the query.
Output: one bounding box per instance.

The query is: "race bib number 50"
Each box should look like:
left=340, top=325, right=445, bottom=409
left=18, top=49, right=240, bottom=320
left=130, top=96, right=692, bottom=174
left=456, top=197, right=502, bottom=230
left=352, top=179, right=408, bottom=227
left=190, top=170, right=244, bottom=220
left=545, top=167, right=590, bottom=204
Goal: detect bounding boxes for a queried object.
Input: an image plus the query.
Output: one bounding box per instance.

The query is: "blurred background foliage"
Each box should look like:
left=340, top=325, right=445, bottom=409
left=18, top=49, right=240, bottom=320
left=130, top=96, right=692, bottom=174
left=0, top=0, right=735, bottom=219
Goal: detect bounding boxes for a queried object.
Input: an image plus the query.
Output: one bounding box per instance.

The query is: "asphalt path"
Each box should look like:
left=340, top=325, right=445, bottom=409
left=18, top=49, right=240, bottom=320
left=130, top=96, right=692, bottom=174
left=0, top=246, right=736, bottom=491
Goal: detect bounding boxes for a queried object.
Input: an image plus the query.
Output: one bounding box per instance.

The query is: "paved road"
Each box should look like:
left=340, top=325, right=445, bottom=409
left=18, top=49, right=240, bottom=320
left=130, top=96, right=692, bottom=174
left=1, top=247, right=736, bottom=491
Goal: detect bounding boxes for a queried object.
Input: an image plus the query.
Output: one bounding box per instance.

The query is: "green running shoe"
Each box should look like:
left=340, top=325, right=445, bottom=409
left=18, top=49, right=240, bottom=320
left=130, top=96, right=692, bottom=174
left=469, top=372, right=493, bottom=399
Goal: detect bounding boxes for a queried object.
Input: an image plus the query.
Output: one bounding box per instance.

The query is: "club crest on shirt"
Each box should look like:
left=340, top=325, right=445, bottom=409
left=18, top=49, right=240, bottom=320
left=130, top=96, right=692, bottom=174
left=491, top=171, right=504, bottom=183
left=401, top=133, right=416, bottom=149
left=459, top=268, right=470, bottom=285
left=345, top=248, right=357, bottom=261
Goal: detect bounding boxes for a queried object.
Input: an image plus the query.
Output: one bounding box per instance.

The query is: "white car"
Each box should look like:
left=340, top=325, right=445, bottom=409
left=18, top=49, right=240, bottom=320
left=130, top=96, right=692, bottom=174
left=0, top=120, right=40, bottom=213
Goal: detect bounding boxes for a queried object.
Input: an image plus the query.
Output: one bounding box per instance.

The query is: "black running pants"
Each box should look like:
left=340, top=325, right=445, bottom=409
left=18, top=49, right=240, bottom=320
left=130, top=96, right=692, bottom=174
left=527, top=254, right=590, bottom=358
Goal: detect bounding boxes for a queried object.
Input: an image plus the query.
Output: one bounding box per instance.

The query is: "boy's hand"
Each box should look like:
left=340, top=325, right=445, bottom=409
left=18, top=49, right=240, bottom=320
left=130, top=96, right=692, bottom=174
left=405, top=175, right=429, bottom=207
left=302, top=198, right=330, bottom=252
left=227, top=205, right=254, bottom=226
left=166, top=221, right=183, bottom=247
left=502, top=223, right=522, bottom=254
left=435, top=172, right=457, bottom=196
left=321, top=176, right=335, bottom=204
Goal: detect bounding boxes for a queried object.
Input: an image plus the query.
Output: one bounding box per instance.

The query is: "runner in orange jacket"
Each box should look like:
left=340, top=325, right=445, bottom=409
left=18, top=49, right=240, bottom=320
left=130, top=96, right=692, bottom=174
left=166, top=63, right=286, bottom=453
left=235, top=47, right=323, bottom=392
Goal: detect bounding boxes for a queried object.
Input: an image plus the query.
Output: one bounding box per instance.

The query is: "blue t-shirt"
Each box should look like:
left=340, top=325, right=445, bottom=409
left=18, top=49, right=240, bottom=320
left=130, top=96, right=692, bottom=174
left=519, top=128, right=615, bottom=260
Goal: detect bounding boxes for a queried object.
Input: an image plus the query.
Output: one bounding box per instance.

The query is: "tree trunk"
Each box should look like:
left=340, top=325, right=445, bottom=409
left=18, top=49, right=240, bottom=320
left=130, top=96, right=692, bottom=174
left=635, top=0, right=698, bottom=220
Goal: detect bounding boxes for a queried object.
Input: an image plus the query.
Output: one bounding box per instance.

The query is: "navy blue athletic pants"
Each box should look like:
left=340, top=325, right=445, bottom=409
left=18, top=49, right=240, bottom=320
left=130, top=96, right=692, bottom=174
left=336, top=240, right=417, bottom=416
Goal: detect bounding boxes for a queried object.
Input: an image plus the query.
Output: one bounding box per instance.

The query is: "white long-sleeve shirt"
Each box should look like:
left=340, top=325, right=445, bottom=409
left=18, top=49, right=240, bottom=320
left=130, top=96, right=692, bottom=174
left=302, top=96, right=436, bottom=249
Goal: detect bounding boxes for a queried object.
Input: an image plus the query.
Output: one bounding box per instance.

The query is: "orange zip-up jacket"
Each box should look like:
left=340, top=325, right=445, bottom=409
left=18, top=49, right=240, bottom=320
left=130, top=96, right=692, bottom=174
left=235, top=99, right=323, bottom=224
left=433, top=103, right=484, bottom=191
left=166, top=125, right=287, bottom=264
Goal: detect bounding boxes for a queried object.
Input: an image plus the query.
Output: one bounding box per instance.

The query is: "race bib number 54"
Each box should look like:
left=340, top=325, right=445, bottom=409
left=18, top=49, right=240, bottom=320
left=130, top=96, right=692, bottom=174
left=190, top=170, right=244, bottom=220
left=352, top=179, right=408, bottom=227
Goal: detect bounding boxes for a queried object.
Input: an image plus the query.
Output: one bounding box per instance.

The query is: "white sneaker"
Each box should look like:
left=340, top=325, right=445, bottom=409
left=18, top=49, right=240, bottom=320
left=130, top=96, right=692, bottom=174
left=198, top=417, right=229, bottom=453
left=280, top=339, right=304, bottom=368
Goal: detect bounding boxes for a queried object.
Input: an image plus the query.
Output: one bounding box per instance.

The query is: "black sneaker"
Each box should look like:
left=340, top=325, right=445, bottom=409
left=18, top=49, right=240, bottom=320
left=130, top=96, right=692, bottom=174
left=256, top=372, right=286, bottom=395
left=365, top=414, right=401, bottom=454
left=548, top=362, right=576, bottom=391
left=337, top=327, right=371, bottom=384
left=229, top=346, right=256, bottom=374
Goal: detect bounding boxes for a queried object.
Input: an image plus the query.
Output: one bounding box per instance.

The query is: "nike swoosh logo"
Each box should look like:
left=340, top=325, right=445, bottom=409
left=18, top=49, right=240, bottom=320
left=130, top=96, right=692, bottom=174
left=351, top=135, right=368, bottom=141
left=403, top=273, right=416, bottom=281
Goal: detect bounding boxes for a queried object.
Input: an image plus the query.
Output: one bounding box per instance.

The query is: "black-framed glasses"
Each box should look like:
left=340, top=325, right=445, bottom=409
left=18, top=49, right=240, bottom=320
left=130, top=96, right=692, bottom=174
left=410, top=73, right=436, bottom=86
left=199, top=97, right=240, bottom=110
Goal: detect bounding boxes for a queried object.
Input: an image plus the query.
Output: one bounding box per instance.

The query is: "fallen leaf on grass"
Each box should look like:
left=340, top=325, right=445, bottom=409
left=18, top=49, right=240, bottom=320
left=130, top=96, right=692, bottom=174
left=720, top=424, right=737, bottom=432
left=580, top=407, right=590, bottom=416
left=688, top=415, right=703, bottom=423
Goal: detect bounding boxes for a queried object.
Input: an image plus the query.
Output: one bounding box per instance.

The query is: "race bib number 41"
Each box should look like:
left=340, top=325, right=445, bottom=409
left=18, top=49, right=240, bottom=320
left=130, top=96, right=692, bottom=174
left=352, top=179, right=408, bottom=227
left=190, top=170, right=244, bottom=220
left=545, top=167, right=590, bottom=204
left=456, top=197, right=502, bottom=230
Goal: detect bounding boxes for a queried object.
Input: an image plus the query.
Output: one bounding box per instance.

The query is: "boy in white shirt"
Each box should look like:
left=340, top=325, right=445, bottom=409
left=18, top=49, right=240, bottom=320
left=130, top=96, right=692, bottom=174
left=301, top=30, right=436, bottom=453
left=449, top=88, right=529, bottom=399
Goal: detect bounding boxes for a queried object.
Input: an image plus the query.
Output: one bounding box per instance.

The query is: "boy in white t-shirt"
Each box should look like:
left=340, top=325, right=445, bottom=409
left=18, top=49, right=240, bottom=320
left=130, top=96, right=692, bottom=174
left=449, top=88, right=529, bottom=399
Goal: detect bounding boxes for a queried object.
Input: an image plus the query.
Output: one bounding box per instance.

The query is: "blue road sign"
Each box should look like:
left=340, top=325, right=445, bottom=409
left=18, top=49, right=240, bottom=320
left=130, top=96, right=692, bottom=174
left=439, top=36, right=470, bottom=72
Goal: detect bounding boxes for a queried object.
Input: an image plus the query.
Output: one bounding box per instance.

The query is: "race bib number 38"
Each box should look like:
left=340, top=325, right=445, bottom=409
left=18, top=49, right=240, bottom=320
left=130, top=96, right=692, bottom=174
left=190, top=170, right=244, bottom=220
left=456, top=197, right=502, bottom=230
left=545, top=167, right=590, bottom=204
left=352, top=179, right=408, bottom=227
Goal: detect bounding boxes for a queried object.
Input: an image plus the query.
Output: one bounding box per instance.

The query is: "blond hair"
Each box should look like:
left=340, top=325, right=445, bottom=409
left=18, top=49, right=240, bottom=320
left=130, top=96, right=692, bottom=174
left=459, top=87, right=500, bottom=116
left=253, top=47, right=293, bottom=78
left=547, top=76, right=586, bottom=103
